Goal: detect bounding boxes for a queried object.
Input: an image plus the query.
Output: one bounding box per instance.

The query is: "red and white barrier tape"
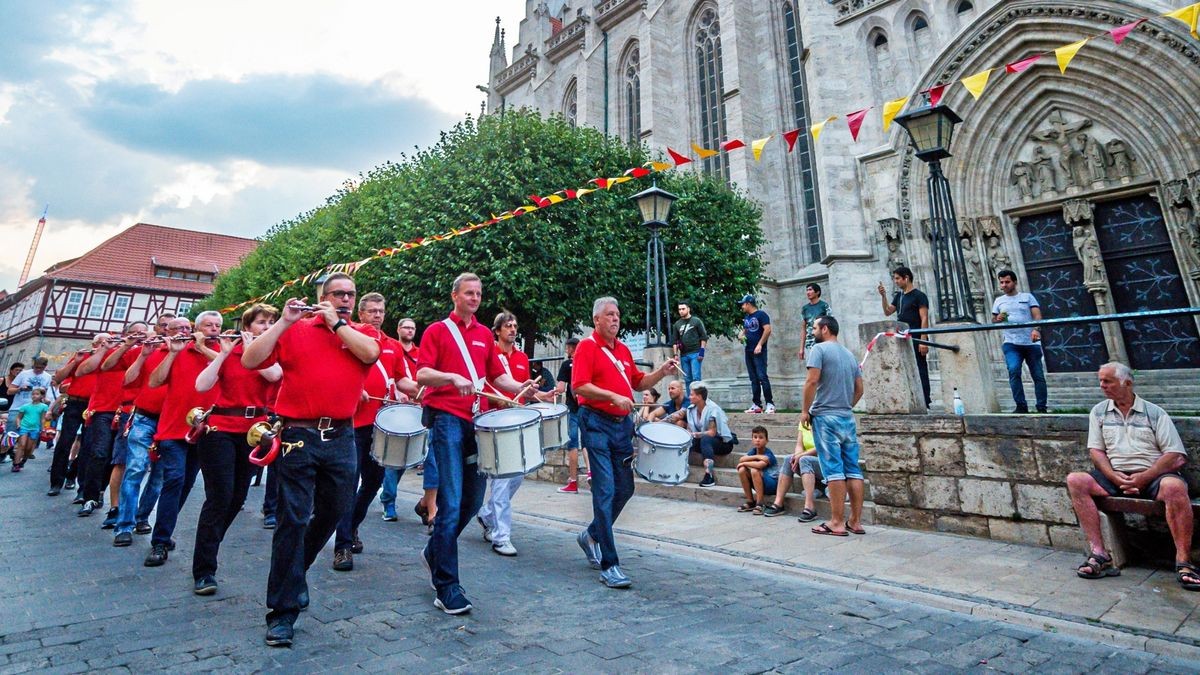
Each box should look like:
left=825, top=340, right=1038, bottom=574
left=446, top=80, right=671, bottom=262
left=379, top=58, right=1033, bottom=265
left=859, top=330, right=911, bottom=368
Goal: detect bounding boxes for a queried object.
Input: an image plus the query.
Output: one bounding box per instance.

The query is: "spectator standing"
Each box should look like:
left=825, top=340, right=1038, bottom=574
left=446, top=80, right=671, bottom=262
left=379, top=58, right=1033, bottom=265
left=991, top=270, right=1047, bottom=413
left=8, top=357, right=55, bottom=413
left=0, top=362, right=24, bottom=413
left=802, top=317, right=865, bottom=537
left=798, top=284, right=831, bottom=361
left=878, top=267, right=931, bottom=408
left=738, top=295, right=775, bottom=414
left=672, top=302, right=707, bottom=394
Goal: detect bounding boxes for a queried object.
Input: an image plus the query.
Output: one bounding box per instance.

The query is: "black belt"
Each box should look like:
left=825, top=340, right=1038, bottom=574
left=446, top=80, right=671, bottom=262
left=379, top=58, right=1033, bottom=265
left=211, top=406, right=269, bottom=418
left=582, top=407, right=628, bottom=424
left=282, top=417, right=352, bottom=430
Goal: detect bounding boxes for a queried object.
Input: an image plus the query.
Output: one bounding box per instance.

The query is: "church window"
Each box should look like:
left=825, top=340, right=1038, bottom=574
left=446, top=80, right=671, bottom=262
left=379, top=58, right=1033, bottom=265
left=622, top=43, right=641, bottom=146
left=692, top=4, right=729, bottom=181
left=869, top=30, right=899, bottom=99
left=782, top=0, right=823, bottom=262
left=956, top=1, right=974, bottom=14
left=911, top=14, right=932, bottom=61
left=562, top=79, right=578, bottom=128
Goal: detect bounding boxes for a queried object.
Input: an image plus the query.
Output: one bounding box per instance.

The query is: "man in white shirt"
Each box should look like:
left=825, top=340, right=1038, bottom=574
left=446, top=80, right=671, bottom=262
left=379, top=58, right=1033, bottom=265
left=991, top=270, right=1046, bottom=413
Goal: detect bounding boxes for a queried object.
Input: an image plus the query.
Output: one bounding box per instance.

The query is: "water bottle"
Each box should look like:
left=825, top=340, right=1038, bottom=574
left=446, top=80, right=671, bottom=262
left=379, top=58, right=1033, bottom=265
left=952, top=388, right=965, bottom=416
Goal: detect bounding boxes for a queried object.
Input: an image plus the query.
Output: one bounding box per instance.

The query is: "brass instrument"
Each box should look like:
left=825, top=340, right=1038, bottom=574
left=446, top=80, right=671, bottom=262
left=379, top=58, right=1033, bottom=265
left=247, top=420, right=284, bottom=467
left=184, top=406, right=210, bottom=444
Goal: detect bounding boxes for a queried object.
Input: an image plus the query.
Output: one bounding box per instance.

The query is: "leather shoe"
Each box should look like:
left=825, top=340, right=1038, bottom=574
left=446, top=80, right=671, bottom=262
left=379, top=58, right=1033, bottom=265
left=113, top=532, right=133, bottom=547
left=144, top=544, right=168, bottom=567
left=351, top=529, right=363, bottom=554
left=333, top=549, right=353, bottom=571
left=264, top=621, right=293, bottom=647
left=193, top=575, right=218, bottom=596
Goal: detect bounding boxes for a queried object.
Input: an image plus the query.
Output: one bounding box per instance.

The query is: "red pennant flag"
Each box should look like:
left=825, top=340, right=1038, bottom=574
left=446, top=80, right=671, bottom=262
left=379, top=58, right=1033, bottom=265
left=625, top=167, right=651, bottom=178
left=721, top=139, right=746, bottom=151
left=667, top=148, right=693, bottom=166
left=925, top=84, right=947, bottom=106
left=782, top=129, right=800, bottom=152
left=1005, top=54, right=1042, bottom=74
left=529, top=195, right=550, bottom=208
left=845, top=108, right=871, bottom=141
left=1109, top=19, right=1145, bottom=45
left=590, top=178, right=609, bottom=189
left=563, top=189, right=577, bottom=199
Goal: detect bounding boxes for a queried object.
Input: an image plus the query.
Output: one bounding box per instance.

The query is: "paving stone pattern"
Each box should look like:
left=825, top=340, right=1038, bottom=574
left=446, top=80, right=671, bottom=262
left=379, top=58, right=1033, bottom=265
left=1, top=464, right=1198, bottom=673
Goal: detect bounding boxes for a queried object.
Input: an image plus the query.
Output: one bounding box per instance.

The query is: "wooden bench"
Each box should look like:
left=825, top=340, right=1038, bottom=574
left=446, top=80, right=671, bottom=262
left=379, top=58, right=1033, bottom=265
left=1096, top=496, right=1200, bottom=567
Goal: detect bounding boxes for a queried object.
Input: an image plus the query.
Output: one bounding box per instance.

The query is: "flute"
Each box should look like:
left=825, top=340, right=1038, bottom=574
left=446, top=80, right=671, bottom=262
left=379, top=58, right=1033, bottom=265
left=286, top=303, right=352, bottom=314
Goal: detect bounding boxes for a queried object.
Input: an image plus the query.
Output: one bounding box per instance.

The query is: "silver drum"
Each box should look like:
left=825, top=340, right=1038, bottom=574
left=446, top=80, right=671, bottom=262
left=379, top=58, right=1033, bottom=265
left=371, top=404, right=428, bottom=469
left=528, top=402, right=569, bottom=451
left=474, top=407, right=544, bottom=478
left=634, top=422, right=691, bottom=485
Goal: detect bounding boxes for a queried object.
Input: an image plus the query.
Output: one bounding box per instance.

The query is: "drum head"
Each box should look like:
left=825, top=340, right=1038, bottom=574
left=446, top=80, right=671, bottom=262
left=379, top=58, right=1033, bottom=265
left=637, top=421, right=691, bottom=446
left=475, top=406, right=541, bottom=430
left=375, top=404, right=424, bottom=433
left=528, top=402, right=568, bottom=418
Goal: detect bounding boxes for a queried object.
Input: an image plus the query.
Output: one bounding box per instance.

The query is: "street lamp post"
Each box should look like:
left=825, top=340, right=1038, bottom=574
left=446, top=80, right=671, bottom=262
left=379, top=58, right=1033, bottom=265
left=893, top=104, right=975, bottom=323
left=631, top=182, right=679, bottom=346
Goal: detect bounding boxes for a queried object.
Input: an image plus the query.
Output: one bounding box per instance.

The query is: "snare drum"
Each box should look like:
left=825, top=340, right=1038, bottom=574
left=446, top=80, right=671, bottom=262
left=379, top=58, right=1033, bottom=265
left=527, top=402, right=569, bottom=451
left=634, top=422, right=692, bottom=485
left=371, top=404, right=428, bottom=469
left=474, top=407, right=544, bottom=478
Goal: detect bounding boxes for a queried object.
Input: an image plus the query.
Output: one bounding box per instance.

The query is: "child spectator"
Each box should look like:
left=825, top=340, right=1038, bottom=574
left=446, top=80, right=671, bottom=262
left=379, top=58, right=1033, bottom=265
left=11, top=387, right=49, bottom=472
left=762, top=422, right=823, bottom=520
left=735, top=426, right=778, bottom=513
left=0, top=412, right=12, bottom=464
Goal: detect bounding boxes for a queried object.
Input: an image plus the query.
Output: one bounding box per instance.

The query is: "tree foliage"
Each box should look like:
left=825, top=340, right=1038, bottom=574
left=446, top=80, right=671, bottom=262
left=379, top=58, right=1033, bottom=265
left=199, top=109, right=764, bottom=355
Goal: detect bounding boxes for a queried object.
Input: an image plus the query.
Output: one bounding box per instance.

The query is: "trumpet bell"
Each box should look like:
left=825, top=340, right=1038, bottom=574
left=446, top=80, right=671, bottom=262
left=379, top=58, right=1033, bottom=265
left=185, top=407, right=207, bottom=427
left=246, top=421, right=273, bottom=447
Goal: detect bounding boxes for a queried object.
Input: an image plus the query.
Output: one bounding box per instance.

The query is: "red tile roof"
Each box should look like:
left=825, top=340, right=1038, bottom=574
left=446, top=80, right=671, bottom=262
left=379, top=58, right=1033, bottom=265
left=42, top=223, right=258, bottom=295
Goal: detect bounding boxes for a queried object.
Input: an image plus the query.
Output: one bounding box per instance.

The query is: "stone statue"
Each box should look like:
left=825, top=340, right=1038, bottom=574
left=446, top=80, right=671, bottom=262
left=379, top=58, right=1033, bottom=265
left=1106, top=139, right=1135, bottom=179
left=1031, top=146, right=1058, bottom=194
left=1166, top=180, right=1200, bottom=277
left=1072, top=224, right=1105, bottom=286
left=1010, top=161, right=1033, bottom=199
left=877, top=218, right=906, bottom=272
left=1031, top=110, right=1092, bottom=189
left=961, top=234, right=984, bottom=297
left=1080, top=134, right=1108, bottom=184
left=1061, top=135, right=1090, bottom=188
left=985, top=233, right=1013, bottom=281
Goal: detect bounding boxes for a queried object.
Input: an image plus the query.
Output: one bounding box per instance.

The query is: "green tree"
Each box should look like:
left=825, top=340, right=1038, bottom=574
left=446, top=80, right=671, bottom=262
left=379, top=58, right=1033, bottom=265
left=198, top=109, right=764, bottom=355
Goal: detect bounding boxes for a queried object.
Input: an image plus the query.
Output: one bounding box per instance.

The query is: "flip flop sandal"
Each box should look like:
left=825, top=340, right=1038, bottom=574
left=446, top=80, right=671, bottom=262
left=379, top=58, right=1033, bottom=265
left=752, top=504, right=765, bottom=515
left=848, top=526, right=866, bottom=535
left=811, top=522, right=849, bottom=537
left=737, top=502, right=756, bottom=512
left=1176, top=563, right=1200, bottom=591
left=1076, top=552, right=1120, bottom=579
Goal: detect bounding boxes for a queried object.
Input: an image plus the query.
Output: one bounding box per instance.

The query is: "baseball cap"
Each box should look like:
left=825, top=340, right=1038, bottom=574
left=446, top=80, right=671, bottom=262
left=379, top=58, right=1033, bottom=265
left=737, top=294, right=756, bottom=305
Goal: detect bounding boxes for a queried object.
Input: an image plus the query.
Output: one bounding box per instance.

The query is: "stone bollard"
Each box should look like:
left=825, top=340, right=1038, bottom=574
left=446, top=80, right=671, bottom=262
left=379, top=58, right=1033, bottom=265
left=856, top=320, right=927, bottom=414
left=933, top=322, right=1000, bottom=413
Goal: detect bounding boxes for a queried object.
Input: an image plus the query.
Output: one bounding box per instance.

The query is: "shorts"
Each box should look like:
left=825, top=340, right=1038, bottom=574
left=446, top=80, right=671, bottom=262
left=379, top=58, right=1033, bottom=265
left=813, top=414, right=862, bottom=482
left=1089, top=468, right=1185, bottom=501
left=567, top=409, right=580, bottom=449
left=779, top=454, right=824, bottom=481
left=762, top=471, right=779, bottom=495
left=17, top=428, right=41, bottom=440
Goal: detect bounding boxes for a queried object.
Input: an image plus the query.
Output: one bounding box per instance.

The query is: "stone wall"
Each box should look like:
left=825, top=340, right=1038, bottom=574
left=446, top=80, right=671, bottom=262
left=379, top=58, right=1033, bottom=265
left=860, top=415, right=1200, bottom=551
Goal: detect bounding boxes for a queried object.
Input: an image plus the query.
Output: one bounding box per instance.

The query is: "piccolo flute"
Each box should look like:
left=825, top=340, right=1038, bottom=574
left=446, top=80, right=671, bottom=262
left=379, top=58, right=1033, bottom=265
left=286, top=304, right=352, bottom=314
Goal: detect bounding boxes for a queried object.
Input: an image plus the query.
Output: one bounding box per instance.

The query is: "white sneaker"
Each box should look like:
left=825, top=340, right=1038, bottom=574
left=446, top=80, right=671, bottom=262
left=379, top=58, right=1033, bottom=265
left=476, top=516, right=492, bottom=543
left=744, top=404, right=763, bottom=414
left=764, top=403, right=777, bottom=414
left=491, top=541, right=517, bottom=556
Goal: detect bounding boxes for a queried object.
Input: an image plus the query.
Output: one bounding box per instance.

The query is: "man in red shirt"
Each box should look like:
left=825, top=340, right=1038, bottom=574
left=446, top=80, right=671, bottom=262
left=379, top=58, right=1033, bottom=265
left=51, top=337, right=104, bottom=500
left=142, top=312, right=222, bottom=567
left=241, top=273, right=380, bottom=648
left=416, top=273, right=534, bottom=615
left=572, top=296, right=677, bottom=588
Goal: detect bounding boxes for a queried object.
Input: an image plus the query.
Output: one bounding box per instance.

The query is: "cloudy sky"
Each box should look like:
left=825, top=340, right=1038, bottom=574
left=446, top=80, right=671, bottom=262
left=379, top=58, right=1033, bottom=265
left=0, top=0, right=527, bottom=291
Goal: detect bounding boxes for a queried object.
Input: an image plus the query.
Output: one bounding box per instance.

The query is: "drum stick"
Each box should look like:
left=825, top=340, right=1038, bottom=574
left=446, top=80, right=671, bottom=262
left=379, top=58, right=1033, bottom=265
left=475, top=389, right=524, bottom=407
left=414, top=385, right=426, bottom=403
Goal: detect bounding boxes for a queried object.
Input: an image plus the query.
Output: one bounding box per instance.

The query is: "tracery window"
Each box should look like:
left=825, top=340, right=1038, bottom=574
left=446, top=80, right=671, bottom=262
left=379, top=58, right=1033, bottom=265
left=782, top=0, right=823, bottom=262
left=563, top=78, right=577, bottom=128
left=621, top=43, right=641, bottom=145
left=693, top=4, right=729, bottom=181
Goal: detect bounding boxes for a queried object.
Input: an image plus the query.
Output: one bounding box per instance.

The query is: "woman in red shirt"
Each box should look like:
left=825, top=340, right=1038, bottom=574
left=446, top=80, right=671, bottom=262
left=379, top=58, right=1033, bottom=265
left=190, top=304, right=282, bottom=596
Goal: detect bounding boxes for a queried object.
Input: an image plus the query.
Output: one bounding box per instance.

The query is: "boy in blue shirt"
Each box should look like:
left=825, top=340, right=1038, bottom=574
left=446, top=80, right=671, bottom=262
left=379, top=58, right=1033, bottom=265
left=11, top=387, right=49, bottom=472
left=736, top=426, right=778, bottom=513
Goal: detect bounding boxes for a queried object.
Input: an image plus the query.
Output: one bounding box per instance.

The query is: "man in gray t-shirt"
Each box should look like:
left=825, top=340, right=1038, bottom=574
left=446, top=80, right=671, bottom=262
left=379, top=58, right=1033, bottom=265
left=801, top=316, right=864, bottom=537
left=990, top=270, right=1047, bottom=413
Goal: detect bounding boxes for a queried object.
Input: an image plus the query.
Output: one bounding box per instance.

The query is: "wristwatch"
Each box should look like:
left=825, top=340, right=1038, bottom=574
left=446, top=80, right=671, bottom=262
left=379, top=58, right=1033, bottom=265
left=331, top=319, right=348, bottom=333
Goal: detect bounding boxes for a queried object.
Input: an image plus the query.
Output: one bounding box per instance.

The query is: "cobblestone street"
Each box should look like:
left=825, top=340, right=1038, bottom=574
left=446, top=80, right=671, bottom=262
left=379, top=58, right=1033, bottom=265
left=1, top=465, right=1198, bottom=673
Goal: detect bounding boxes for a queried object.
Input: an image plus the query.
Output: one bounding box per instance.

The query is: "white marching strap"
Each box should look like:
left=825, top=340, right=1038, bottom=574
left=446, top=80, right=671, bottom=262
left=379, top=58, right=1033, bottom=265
left=587, top=335, right=633, bottom=395
left=373, top=359, right=394, bottom=402
left=399, top=348, right=414, bottom=380
left=442, top=318, right=484, bottom=413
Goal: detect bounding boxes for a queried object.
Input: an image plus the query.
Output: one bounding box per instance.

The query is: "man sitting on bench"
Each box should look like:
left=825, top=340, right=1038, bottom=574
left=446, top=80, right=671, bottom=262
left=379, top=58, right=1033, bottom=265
left=1066, top=361, right=1197, bottom=591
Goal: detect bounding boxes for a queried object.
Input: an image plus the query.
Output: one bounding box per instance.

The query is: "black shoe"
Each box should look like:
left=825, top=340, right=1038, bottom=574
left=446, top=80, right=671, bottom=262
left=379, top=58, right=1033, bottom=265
left=113, top=532, right=133, bottom=547
left=47, top=488, right=60, bottom=496
left=351, top=529, right=363, bottom=554
left=101, top=508, right=119, bottom=529
left=762, top=504, right=786, bottom=517
left=166, top=539, right=176, bottom=552
left=144, top=544, right=168, bottom=567
left=134, top=521, right=152, bottom=535
left=264, top=621, right=294, bottom=647
left=1036, top=407, right=1048, bottom=414
left=64, top=480, right=75, bottom=490
left=299, top=589, right=309, bottom=611
left=78, top=500, right=99, bottom=517
left=698, top=474, right=716, bottom=488
left=1013, top=406, right=1030, bottom=414
left=333, top=549, right=354, bottom=571
left=194, top=575, right=218, bottom=596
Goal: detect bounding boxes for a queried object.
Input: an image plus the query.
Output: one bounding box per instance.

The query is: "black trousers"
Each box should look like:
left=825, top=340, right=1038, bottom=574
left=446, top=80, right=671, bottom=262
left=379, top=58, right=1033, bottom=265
left=50, top=399, right=88, bottom=489
left=192, top=431, right=256, bottom=580
left=335, top=425, right=404, bottom=551
left=80, top=413, right=117, bottom=503
left=913, top=343, right=932, bottom=408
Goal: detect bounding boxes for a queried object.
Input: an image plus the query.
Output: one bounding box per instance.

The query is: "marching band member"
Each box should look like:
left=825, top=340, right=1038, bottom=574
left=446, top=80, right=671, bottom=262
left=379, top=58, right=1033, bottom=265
left=191, top=304, right=281, bottom=596
left=389, top=317, right=431, bottom=528
left=415, top=273, right=533, bottom=615
left=52, top=340, right=102, bottom=502
left=241, top=273, right=380, bottom=648
left=572, top=297, right=677, bottom=588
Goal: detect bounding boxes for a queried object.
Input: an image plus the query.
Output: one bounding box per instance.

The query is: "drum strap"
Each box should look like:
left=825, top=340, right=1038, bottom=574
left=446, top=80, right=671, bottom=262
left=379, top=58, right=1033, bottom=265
left=442, top=318, right=483, bottom=413
left=587, top=336, right=633, bottom=396
left=373, top=360, right=394, bottom=401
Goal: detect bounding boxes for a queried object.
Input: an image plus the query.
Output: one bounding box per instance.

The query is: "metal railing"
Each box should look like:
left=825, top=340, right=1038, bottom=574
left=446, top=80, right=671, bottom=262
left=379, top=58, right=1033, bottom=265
left=905, top=306, right=1200, bottom=336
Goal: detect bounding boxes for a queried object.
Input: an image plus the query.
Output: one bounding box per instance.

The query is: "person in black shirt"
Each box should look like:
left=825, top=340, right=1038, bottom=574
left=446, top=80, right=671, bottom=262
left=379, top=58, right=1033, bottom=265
left=878, top=266, right=932, bottom=408
left=554, top=338, right=588, bottom=493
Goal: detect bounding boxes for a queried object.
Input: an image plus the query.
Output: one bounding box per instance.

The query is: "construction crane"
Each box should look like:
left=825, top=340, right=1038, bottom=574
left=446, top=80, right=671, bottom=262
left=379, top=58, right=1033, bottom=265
left=18, top=205, right=48, bottom=288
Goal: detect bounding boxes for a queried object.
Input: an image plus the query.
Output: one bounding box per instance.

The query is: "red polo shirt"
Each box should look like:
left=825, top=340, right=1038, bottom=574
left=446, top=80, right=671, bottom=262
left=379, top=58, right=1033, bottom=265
left=417, top=312, right=506, bottom=422
left=207, top=344, right=273, bottom=434
left=89, top=347, right=138, bottom=414
left=353, top=335, right=401, bottom=428
left=571, top=330, right=644, bottom=417
left=155, top=346, right=219, bottom=441
left=69, top=358, right=97, bottom=403
left=258, top=316, right=379, bottom=420
left=132, top=349, right=169, bottom=416
left=484, top=344, right=531, bottom=411
left=396, top=343, right=419, bottom=381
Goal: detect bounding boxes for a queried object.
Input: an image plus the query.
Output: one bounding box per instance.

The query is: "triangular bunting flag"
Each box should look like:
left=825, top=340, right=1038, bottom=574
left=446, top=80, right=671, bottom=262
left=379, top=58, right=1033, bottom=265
left=624, top=167, right=651, bottom=178
left=882, top=96, right=909, bottom=131
left=608, top=176, right=633, bottom=187
left=529, top=195, right=551, bottom=208
left=649, top=161, right=673, bottom=172
left=721, top=139, right=746, bottom=152
left=926, top=84, right=947, bottom=106
left=810, top=117, right=836, bottom=143
left=961, top=68, right=993, bottom=100
left=782, top=129, right=801, bottom=151
left=751, top=136, right=772, bottom=161
left=1054, top=39, right=1088, bottom=74
left=845, top=108, right=871, bottom=142
left=590, top=178, right=609, bottom=189
left=575, top=188, right=595, bottom=198
left=1005, top=54, right=1042, bottom=74
left=667, top=148, right=692, bottom=166
left=691, top=143, right=719, bottom=159
left=1165, top=3, right=1199, bottom=38
left=1109, top=18, right=1145, bottom=45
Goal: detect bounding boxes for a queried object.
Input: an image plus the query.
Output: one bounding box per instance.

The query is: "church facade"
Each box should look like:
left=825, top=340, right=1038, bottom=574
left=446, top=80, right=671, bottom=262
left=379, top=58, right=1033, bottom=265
left=488, top=0, right=1200, bottom=409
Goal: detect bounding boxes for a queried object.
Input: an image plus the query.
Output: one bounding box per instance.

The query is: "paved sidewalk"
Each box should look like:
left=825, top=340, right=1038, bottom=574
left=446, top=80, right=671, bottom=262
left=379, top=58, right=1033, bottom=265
left=505, top=479, right=1200, bottom=658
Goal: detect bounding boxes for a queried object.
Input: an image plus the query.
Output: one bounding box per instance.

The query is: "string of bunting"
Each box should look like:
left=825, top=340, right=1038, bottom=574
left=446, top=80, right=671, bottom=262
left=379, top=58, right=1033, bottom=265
left=215, top=4, right=1198, bottom=315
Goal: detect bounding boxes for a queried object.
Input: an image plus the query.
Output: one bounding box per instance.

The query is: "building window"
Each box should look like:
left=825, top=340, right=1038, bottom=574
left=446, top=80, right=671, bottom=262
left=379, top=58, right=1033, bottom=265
left=869, top=30, right=900, bottom=100
left=87, top=292, right=109, bottom=319
left=782, top=0, right=823, bottom=263
left=956, top=1, right=974, bottom=15
left=622, top=43, right=642, bottom=146
left=911, top=14, right=932, bottom=61
left=154, top=267, right=214, bottom=283
left=64, top=290, right=84, bottom=317
left=177, top=300, right=193, bottom=315
left=693, top=4, right=729, bottom=181
left=112, top=295, right=131, bottom=322
left=562, top=79, right=578, bottom=128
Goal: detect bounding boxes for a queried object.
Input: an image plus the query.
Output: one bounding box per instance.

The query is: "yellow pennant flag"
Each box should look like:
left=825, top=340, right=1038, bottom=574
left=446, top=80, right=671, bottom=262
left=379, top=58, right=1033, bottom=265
left=1165, top=3, right=1199, bottom=37
left=811, top=115, right=837, bottom=142
left=882, top=96, right=909, bottom=131
left=960, top=68, right=993, bottom=100
left=1054, top=39, right=1088, bottom=73
left=691, top=143, right=719, bottom=159
left=751, top=135, right=772, bottom=161
left=649, top=161, right=672, bottom=172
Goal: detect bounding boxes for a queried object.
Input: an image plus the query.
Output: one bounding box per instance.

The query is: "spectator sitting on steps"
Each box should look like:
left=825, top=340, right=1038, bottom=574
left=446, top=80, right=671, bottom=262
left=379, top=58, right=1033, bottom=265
left=668, top=382, right=733, bottom=488
left=646, top=380, right=690, bottom=423
left=1066, top=362, right=1198, bottom=591
left=735, top=426, right=778, bottom=514
left=762, top=423, right=822, bottom=520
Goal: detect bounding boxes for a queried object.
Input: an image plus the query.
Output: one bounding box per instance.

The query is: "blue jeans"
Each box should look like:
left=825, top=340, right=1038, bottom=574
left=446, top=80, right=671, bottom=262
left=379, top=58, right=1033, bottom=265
left=1001, top=342, right=1047, bottom=411
left=266, top=426, right=357, bottom=626
left=379, top=468, right=400, bottom=507
left=151, top=439, right=200, bottom=547
left=744, top=348, right=773, bottom=406
left=115, top=413, right=163, bottom=535
left=426, top=410, right=486, bottom=591
left=679, top=352, right=703, bottom=393
left=421, top=445, right=439, bottom=491
left=813, top=415, right=862, bottom=483
left=580, top=408, right=635, bottom=571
